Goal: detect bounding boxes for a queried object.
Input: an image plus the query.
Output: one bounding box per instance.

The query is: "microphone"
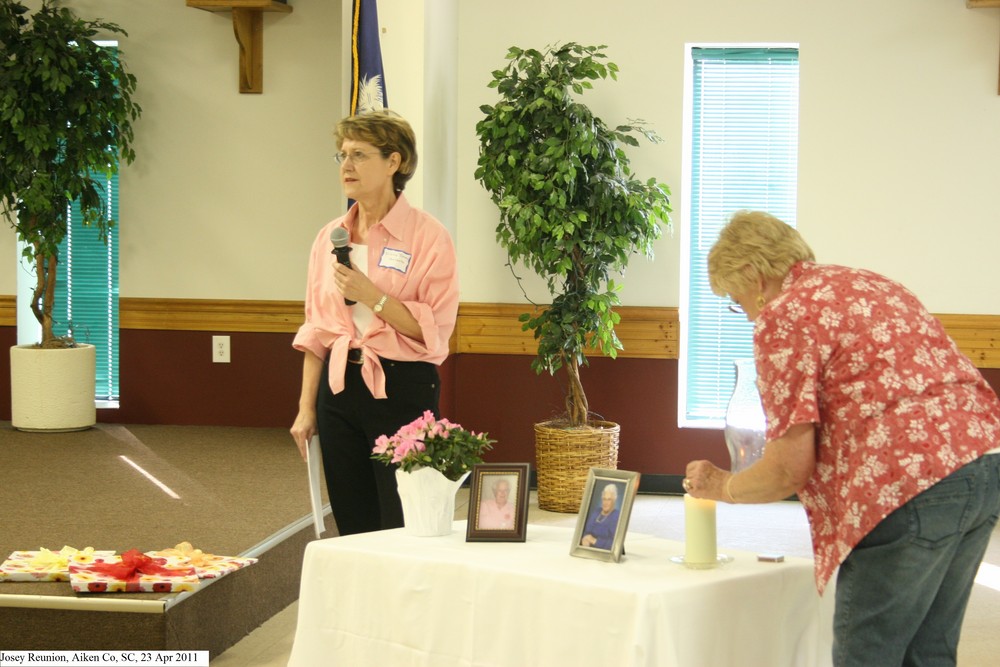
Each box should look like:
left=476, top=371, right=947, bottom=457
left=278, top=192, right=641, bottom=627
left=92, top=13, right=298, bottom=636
left=330, top=227, right=356, bottom=306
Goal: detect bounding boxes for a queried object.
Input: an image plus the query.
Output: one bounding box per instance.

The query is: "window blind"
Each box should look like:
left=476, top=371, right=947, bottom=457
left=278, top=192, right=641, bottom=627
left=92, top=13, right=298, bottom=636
left=682, top=47, right=799, bottom=426
left=53, top=171, right=119, bottom=402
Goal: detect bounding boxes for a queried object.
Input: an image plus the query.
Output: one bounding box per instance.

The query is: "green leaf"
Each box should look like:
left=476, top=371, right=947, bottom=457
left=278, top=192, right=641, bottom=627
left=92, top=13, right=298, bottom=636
left=473, top=41, right=673, bottom=425
left=0, top=0, right=142, bottom=347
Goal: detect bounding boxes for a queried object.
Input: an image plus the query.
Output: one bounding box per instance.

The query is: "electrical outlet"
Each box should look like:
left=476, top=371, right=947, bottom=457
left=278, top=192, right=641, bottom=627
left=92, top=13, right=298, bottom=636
left=213, top=335, right=231, bottom=363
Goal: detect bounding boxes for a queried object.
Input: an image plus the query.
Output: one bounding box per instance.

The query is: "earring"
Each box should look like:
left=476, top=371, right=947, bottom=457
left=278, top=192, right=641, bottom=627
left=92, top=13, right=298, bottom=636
left=756, top=294, right=766, bottom=309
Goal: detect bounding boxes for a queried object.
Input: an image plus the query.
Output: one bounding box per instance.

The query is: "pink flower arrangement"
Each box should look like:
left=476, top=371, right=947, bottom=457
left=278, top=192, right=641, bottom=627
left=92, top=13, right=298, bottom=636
left=372, top=410, right=495, bottom=481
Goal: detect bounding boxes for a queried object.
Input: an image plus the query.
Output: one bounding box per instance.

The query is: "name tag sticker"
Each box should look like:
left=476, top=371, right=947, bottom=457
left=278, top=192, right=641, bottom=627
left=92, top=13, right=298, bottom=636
left=379, top=247, right=412, bottom=273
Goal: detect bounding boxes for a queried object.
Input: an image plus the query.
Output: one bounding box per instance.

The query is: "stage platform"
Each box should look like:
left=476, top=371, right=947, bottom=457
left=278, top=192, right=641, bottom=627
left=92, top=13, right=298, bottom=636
left=0, top=423, right=331, bottom=657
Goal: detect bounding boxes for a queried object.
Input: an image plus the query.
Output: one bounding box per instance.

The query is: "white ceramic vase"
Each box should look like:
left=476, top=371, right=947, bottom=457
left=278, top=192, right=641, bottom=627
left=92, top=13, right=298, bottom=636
left=395, top=467, right=470, bottom=536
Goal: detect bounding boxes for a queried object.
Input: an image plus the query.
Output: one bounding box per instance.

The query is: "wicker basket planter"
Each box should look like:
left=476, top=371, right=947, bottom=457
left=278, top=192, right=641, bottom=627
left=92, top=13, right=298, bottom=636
left=534, top=420, right=620, bottom=513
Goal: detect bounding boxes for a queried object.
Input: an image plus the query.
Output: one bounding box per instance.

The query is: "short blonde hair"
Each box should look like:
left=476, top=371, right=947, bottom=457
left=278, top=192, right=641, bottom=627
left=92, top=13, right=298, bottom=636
left=707, top=210, right=815, bottom=297
left=334, top=109, right=417, bottom=192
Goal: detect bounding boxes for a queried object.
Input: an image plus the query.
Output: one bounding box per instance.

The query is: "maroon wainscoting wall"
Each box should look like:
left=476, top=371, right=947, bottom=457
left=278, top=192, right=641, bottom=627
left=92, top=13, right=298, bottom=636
left=3, top=324, right=1000, bottom=477
left=0, top=326, right=13, bottom=420
left=450, top=354, right=728, bottom=475
left=106, top=329, right=303, bottom=427
left=0, top=326, right=457, bottom=435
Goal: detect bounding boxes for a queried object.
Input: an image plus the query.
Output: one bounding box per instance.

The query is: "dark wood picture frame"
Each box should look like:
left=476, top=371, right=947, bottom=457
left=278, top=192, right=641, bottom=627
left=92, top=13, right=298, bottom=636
left=465, top=463, right=530, bottom=542
left=570, top=468, right=641, bottom=563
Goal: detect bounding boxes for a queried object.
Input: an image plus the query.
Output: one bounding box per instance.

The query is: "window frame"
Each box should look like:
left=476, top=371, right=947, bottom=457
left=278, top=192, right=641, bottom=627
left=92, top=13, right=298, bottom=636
left=678, top=43, right=800, bottom=429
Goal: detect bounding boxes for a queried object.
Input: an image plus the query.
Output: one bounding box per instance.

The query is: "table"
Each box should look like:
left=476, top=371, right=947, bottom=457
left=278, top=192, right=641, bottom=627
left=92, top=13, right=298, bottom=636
left=289, top=522, right=833, bottom=667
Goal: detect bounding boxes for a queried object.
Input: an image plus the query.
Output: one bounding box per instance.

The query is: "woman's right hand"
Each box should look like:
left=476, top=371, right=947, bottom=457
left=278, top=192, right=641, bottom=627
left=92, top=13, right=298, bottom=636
left=290, top=409, right=317, bottom=462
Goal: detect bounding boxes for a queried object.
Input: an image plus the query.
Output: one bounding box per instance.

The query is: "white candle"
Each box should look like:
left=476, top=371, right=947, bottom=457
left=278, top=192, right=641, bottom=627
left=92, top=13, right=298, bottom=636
left=684, top=494, right=717, bottom=564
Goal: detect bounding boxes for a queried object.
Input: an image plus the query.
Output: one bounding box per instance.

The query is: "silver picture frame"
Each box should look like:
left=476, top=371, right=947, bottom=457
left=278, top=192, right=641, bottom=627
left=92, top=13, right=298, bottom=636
left=570, top=468, right=641, bottom=563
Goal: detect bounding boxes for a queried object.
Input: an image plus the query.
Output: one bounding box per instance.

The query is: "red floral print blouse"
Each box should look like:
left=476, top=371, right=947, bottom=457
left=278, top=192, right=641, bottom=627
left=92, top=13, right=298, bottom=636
left=754, top=261, right=1000, bottom=593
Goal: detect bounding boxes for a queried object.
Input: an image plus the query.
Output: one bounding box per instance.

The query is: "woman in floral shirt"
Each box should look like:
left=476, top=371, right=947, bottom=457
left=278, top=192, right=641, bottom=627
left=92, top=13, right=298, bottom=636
left=684, top=210, right=1000, bottom=667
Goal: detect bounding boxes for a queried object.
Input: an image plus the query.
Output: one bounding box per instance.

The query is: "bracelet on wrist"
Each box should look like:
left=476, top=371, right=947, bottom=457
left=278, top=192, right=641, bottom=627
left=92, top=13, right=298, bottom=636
left=724, top=474, right=737, bottom=503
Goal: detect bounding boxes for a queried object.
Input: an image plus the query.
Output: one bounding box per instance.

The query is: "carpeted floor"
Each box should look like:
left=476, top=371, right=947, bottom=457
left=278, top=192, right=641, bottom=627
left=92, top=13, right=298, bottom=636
left=0, top=422, right=327, bottom=654
left=5, top=423, right=999, bottom=664
left=1, top=423, right=315, bottom=570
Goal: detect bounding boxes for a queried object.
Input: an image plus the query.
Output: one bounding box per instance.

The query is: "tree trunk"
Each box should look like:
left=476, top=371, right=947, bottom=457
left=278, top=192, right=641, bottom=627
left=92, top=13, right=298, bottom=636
left=564, top=354, right=589, bottom=427
left=30, top=241, right=59, bottom=348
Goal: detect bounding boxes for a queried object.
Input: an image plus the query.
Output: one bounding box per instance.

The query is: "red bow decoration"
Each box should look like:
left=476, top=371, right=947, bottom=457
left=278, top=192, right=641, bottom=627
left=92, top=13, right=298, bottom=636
left=87, top=549, right=196, bottom=580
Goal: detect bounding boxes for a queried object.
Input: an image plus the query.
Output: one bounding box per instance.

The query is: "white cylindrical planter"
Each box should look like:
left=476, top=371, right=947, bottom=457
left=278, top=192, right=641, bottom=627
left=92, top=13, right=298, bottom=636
left=10, top=344, right=96, bottom=432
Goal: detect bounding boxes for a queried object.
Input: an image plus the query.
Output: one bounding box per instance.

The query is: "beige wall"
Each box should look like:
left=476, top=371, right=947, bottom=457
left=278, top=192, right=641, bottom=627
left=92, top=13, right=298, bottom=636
left=455, top=0, right=1000, bottom=314
left=3, top=0, right=344, bottom=302
left=3, top=0, right=999, bottom=314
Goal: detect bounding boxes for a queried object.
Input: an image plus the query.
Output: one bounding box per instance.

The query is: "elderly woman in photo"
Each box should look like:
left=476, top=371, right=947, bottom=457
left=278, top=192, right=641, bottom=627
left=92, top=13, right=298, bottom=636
left=580, top=483, right=621, bottom=549
left=477, top=476, right=516, bottom=530
left=290, top=110, right=460, bottom=537
left=683, top=210, right=1000, bottom=667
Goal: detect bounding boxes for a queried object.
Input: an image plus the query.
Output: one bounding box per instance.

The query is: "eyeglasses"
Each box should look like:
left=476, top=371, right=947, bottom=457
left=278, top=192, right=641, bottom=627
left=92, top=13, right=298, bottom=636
left=334, top=150, right=383, bottom=165
left=727, top=301, right=745, bottom=315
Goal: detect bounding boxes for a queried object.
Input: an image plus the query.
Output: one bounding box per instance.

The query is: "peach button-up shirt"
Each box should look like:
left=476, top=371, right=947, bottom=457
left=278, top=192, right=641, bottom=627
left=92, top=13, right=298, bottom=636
left=293, top=194, right=459, bottom=399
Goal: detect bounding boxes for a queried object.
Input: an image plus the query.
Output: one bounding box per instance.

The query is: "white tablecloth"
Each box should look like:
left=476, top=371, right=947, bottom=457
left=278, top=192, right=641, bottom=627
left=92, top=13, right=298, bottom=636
left=289, top=521, right=833, bottom=667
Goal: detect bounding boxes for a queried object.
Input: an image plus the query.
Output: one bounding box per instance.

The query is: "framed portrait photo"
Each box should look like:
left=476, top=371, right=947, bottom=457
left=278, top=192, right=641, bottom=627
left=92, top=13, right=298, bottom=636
left=570, top=468, right=641, bottom=563
left=466, top=463, right=530, bottom=542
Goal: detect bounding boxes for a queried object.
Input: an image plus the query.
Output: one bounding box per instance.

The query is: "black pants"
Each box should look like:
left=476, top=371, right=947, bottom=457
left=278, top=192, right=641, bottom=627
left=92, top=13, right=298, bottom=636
left=316, top=355, right=440, bottom=536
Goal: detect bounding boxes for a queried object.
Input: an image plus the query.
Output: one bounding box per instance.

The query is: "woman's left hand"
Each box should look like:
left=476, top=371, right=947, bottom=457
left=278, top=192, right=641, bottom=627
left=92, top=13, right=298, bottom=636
left=332, top=262, right=378, bottom=306
left=683, top=460, right=729, bottom=500
left=331, top=260, right=426, bottom=342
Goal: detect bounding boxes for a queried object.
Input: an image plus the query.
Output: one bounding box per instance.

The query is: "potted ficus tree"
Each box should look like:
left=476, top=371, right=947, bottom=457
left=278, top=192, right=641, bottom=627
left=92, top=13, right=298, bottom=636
left=1, top=0, right=140, bottom=430
left=475, top=43, right=672, bottom=511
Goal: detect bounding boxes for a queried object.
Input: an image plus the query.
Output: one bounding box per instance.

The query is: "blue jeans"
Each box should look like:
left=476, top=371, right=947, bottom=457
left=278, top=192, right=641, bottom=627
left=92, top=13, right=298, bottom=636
left=833, top=454, right=1000, bottom=667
